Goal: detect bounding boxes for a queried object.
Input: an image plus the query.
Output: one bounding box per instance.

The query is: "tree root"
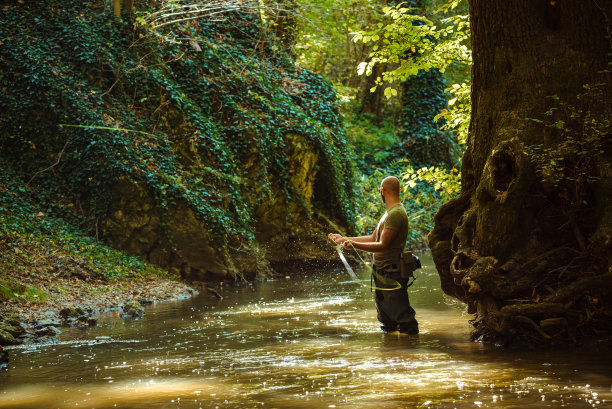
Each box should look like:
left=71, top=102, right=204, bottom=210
left=498, top=302, right=566, bottom=320
left=511, top=315, right=552, bottom=341
left=545, top=271, right=612, bottom=303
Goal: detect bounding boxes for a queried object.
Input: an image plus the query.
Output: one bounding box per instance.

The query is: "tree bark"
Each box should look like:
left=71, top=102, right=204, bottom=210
left=123, top=0, right=134, bottom=17
left=358, top=62, right=386, bottom=122
left=428, top=0, right=612, bottom=345
left=266, top=0, right=298, bottom=56
left=113, top=0, right=121, bottom=18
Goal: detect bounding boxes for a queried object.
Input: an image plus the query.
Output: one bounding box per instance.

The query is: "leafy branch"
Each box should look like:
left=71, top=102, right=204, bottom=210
left=354, top=2, right=471, bottom=97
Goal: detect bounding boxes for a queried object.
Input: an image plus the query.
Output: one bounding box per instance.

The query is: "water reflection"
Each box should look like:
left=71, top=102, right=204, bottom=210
left=1, top=252, right=611, bottom=408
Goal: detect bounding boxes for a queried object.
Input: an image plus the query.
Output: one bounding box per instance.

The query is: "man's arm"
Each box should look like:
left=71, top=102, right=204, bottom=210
left=328, top=230, right=376, bottom=244
left=343, top=227, right=398, bottom=253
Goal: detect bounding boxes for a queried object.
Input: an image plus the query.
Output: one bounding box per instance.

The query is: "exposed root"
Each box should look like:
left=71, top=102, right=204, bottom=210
left=545, top=271, right=612, bottom=303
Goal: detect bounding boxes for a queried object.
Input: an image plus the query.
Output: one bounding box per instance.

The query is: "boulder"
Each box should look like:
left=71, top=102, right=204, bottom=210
left=137, top=297, right=153, bottom=305
left=0, top=329, right=16, bottom=346
left=35, top=326, right=61, bottom=337
left=121, top=302, right=145, bottom=318
left=0, top=318, right=26, bottom=346
left=0, top=318, right=26, bottom=338
left=60, top=307, right=85, bottom=319
left=36, top=319, right=61, bottom=328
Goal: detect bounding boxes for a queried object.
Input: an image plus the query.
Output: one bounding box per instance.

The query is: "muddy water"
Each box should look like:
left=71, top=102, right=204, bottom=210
left=1, top=252, right=611, bottom=408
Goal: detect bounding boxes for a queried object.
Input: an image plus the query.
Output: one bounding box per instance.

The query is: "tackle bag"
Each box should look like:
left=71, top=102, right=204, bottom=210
left=399, top=251, right=421, bottom=280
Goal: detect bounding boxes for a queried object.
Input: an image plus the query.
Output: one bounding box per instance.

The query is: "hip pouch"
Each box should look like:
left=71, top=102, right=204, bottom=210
left=399, top=251, right=421, bottom=280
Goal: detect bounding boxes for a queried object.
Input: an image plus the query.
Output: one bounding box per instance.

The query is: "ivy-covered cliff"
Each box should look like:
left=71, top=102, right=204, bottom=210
left=0, top=0, right=355, bottom=280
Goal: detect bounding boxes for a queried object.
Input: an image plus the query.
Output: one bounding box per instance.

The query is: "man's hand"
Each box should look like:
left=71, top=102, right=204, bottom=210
left=328, top=233, right=345, bottom=244
left=342, top=240, right=353, bottom=249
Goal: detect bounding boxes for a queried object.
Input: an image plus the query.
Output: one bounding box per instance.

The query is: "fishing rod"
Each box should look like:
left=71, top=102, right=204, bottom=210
left=317, top=210, right=403, bottom=291
left=335, top=241, right=401, bottom=291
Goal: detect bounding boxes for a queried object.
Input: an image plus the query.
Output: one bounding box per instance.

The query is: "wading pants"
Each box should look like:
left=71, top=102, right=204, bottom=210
left=373, top=266, right=419, bottom=334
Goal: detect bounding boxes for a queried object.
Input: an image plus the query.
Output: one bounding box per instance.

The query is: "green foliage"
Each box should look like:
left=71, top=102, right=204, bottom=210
left=283, top=0, right=468, bottom=248
left=344, top=112, right=397, bottom=173
left=340, top=1, right=468, bottom=246
left=353, top=167, right=392, bottom=235
left=401, top=165, right=461, bottom=245
left=354, top=0, right=471, bottom=151
left=397, top=67, right=459, bottom=168
left=434, top=81, right=470, bottom=144
left=525, top=87, right=611, bottom=187
left=403, top=165, right=461, bottom=196
left=354, top=1, right=470, bottom=94
left=293, top=0, right=386, bottom=84
left=0, top=0, right=355, bottom=271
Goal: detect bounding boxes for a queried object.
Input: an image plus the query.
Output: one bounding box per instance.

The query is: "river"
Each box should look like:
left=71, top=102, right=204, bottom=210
left=1, top=252, right=611, bottom=408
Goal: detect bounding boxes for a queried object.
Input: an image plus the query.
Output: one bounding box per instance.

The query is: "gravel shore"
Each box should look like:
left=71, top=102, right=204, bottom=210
left=0, top=274, right=198, bottom=368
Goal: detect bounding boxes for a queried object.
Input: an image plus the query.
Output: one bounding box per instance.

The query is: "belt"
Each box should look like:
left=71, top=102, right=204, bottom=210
left=371, top=265, right=401, bottom=291
left=375, top=264, right=400, bottom=275
left=371, top=265, right=415, bottom=290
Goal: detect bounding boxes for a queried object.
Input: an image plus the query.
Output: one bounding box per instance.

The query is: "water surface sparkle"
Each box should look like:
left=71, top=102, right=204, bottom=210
left=1, top=252, right=611, bottom=408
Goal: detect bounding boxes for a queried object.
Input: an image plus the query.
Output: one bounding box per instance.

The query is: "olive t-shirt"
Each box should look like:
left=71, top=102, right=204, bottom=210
left=373, top=203, right=408, bottom=270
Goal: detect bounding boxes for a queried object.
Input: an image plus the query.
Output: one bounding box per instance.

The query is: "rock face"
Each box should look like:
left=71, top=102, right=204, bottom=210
left=252, top=134, right=338, bottom=269
left=428, top=1, right=612, bottom=345
left=102, top=133, right=342, bottom=279
left=102, top=179, right=228, bottom=279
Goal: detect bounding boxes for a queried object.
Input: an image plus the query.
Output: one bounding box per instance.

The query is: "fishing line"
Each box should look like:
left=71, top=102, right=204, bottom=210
left=336, top=243, right=401, bottom=291
left=325, top=207, right=401, bottom=291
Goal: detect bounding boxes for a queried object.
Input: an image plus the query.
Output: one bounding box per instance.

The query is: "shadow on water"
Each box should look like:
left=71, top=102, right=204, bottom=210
left=1, top=252, right=611, bottom=408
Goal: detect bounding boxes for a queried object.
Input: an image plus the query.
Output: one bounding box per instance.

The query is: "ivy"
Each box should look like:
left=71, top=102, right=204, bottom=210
left=0, top=160, right=169, bottom=281
left=0, top=0, right=355, bottom=269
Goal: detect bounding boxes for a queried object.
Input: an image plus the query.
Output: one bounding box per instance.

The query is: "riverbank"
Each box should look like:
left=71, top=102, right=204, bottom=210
left=0, top=269, right=198, bottom=369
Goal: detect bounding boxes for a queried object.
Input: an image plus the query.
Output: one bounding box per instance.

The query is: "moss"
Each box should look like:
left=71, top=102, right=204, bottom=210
left=0, top=279, right=48, bottom=303
left=59, top=307, right=85, bottom=318
left=122, top=302, right=145, bottom=318
left=0, top=321, right=24, bottom=339
left=0, top=329, right=15, bottom=346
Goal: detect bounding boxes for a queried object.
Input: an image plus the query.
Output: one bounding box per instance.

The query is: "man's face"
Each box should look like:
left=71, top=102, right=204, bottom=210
left=379, top=186, right=386, bottom=204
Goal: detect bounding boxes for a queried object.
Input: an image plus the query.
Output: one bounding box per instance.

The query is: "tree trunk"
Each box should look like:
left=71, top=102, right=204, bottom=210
left=267, top=0, right=298, bottom=56
left=358, top=62, right=386, bottom=122
left=428, top=0, right=612, bottom=345
left=113, top=0, right=121, bottom=18
left=123, top=0, right=134, bottom=17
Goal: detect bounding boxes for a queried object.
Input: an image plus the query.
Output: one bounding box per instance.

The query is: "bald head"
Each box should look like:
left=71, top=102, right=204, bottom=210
left=381, top=176, right=400, bottom=197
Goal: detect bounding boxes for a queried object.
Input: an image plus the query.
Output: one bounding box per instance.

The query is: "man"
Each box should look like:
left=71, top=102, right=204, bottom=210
left=328, top=176, right=418, bottom=335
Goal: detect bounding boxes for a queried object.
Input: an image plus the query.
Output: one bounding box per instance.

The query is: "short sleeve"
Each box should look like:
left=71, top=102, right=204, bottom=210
left=384, top=210, right=404, bottom=231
